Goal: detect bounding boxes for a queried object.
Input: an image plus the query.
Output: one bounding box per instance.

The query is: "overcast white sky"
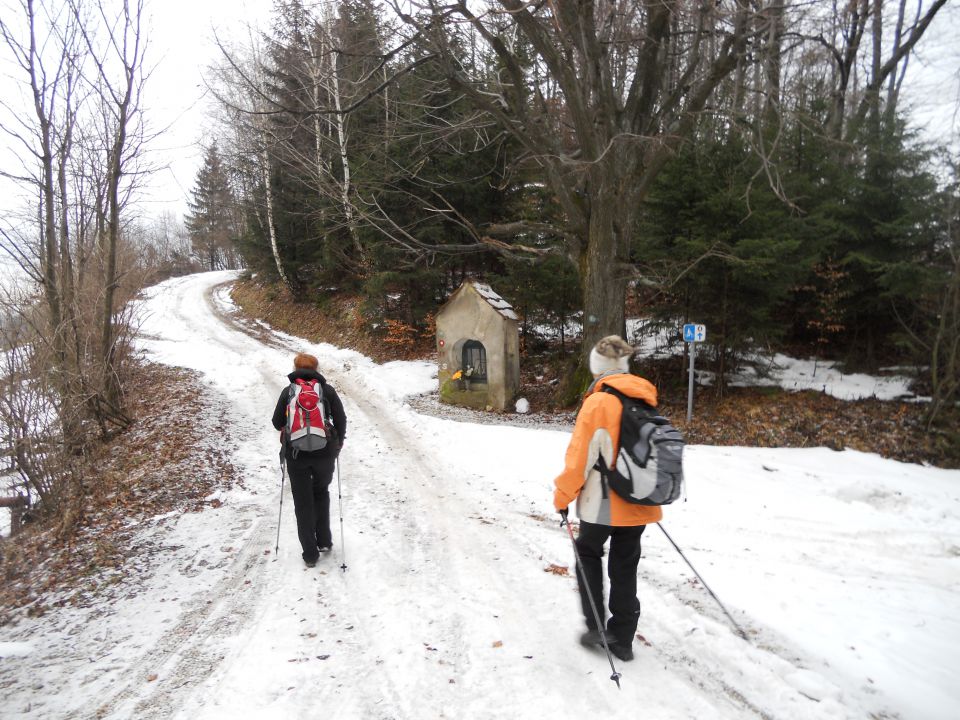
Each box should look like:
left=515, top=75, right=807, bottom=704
left=896, top=3, right=960, bottom=147
left=0, top=0, right=271, bottom=284
left=136, top=0, right=271, bottom=218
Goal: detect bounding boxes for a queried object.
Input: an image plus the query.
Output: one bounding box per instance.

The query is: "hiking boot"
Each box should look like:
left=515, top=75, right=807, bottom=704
left=579, top=629, right=606, bottom=648
left=608, top=642, right=634, bottom=662
left=304, top=556, right=318, bottom=568
left=318, top=546, right=332, bottom=554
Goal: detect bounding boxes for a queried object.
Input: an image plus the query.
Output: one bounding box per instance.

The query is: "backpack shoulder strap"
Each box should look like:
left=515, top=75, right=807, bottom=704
left=600, top=384, right=629, bottom=401
left=592, top=386, right=626, bottom=486
left=593, top=384, right=657, bottom=478
left=320, top=386, right=339, bottom=441
left=285, top=383, right=298, bottom=420
left=601, top=384, right=657, bottom=414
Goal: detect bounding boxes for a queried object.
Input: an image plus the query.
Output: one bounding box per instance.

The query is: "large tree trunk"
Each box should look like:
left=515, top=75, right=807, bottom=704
left=579, top=178, right=628, bottom=363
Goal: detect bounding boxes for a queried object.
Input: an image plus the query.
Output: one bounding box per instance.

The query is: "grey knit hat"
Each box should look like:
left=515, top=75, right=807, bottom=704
left=589, top=335, right=635, bottom=376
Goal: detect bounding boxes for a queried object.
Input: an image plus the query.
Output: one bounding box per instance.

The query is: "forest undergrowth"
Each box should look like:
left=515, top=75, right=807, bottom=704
left=232, top=277, right=958, bottom=470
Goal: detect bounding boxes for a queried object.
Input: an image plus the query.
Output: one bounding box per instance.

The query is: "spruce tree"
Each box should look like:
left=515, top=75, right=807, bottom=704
left=185, top=143, right=239, bottom=271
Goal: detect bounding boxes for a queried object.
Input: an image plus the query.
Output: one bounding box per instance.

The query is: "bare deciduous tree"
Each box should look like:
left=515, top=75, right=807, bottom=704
left=0, top=0, right=151, bottom=527
left=390, top=0, right=761, bottom=362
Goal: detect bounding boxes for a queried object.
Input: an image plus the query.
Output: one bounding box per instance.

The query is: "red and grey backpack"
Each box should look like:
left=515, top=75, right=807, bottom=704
left=285, top=379, right=330, bottom=455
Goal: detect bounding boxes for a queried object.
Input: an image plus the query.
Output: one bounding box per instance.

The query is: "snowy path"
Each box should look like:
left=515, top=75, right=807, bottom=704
left=2, top=271, right=958, bottom=720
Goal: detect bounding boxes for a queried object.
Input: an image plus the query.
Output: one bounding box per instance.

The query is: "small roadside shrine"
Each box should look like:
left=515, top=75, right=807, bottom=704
left=435, top=281, right=520, bottom=411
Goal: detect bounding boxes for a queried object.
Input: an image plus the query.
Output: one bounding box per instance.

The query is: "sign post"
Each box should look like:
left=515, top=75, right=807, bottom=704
left=682, top=323, right=706, bottom=422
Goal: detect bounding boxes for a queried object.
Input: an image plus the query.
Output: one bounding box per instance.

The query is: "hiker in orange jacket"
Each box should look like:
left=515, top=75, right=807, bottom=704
left=553, top=335, right=662, bottom=662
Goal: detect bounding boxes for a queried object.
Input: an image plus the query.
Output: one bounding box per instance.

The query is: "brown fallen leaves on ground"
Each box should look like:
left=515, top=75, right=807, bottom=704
left=230, top=278, right=957, bottom=468
left=231, top=278, right=434, bottom=363
left=659, top=386, right=956, bottom=468
left=0, top=362, right=242, bottom=624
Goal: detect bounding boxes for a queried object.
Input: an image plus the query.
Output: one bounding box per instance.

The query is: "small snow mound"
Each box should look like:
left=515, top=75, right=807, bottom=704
left=0, top=642, right=34, bottom=658
left=784, top=669, right=842, bottom=702
left=515, top=398, right=530, bottom=414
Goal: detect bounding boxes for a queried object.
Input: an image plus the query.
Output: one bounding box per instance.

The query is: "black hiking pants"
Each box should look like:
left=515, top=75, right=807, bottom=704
left=575, top=520, right=646, bottom=647
left=286, top=453, right=336, bottom=562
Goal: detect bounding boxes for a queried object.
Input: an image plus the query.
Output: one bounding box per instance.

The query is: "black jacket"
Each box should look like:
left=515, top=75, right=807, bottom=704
left=272, top=369, right=347, bottom=460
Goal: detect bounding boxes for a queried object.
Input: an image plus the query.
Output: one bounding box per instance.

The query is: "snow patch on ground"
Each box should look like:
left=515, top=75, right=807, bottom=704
left=728, top=353, right=916, bottom=401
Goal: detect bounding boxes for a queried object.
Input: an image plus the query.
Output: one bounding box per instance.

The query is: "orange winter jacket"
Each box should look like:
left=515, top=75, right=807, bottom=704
left=553, top=373, right=664, bottom=527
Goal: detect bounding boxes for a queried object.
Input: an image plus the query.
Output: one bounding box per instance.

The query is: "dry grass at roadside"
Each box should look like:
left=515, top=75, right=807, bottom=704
left=661, top=386, right=955, bottom=468
left=0, top=362, right=242, bottom=624
left=230, top=276, right=433, bottom=363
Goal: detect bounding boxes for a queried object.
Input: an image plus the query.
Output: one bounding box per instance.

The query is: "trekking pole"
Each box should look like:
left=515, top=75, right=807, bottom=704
left=656, top=522, right=750, bottom=643
left=336, top=457, right=347, bottom=573
left=275, top=451, right=286, bottom=557
left=562, top=512, right=622, bottom=689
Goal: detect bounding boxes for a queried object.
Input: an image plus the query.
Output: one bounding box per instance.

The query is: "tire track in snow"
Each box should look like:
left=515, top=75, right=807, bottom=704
left=172, top=282, right=608, bottom=715
left=89, top=512, right=272, bottom=719
left=295, top=389, right=574, bottom=718
left=124, top=280, right=416, bottom=719
left=209, top=286, right=491, bottom=716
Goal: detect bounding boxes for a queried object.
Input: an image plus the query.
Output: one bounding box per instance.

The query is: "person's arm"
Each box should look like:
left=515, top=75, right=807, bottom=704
left=552, top=397, right=611, bottom=511
left=272, top=387, right=288, bottom=431
left=325, top=385, right=347, bottom=445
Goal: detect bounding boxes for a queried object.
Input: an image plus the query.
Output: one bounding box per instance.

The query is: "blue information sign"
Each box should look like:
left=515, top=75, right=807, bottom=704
left=683, top=324, right=706, bottom=342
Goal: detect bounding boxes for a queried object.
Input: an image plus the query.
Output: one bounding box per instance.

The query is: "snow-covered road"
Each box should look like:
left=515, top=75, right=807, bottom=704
left=2, top=271, right=959, bottom=720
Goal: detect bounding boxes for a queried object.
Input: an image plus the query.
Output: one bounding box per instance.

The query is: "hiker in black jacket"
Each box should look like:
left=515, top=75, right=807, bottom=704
left=272, top=353, right=348, bottom=567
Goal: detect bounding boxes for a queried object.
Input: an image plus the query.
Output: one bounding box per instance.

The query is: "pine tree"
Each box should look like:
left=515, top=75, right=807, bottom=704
left=638, top=136, right=806, bottom=387
left=185, top=143, right=240, bottom=271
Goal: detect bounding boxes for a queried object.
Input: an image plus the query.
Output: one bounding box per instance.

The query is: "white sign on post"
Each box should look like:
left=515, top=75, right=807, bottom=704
left=682, top=323, right=706, bottom=421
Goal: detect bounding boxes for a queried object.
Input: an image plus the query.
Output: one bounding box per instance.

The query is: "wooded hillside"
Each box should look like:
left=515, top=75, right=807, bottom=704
left=192, top=0, right=957, bottom=432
